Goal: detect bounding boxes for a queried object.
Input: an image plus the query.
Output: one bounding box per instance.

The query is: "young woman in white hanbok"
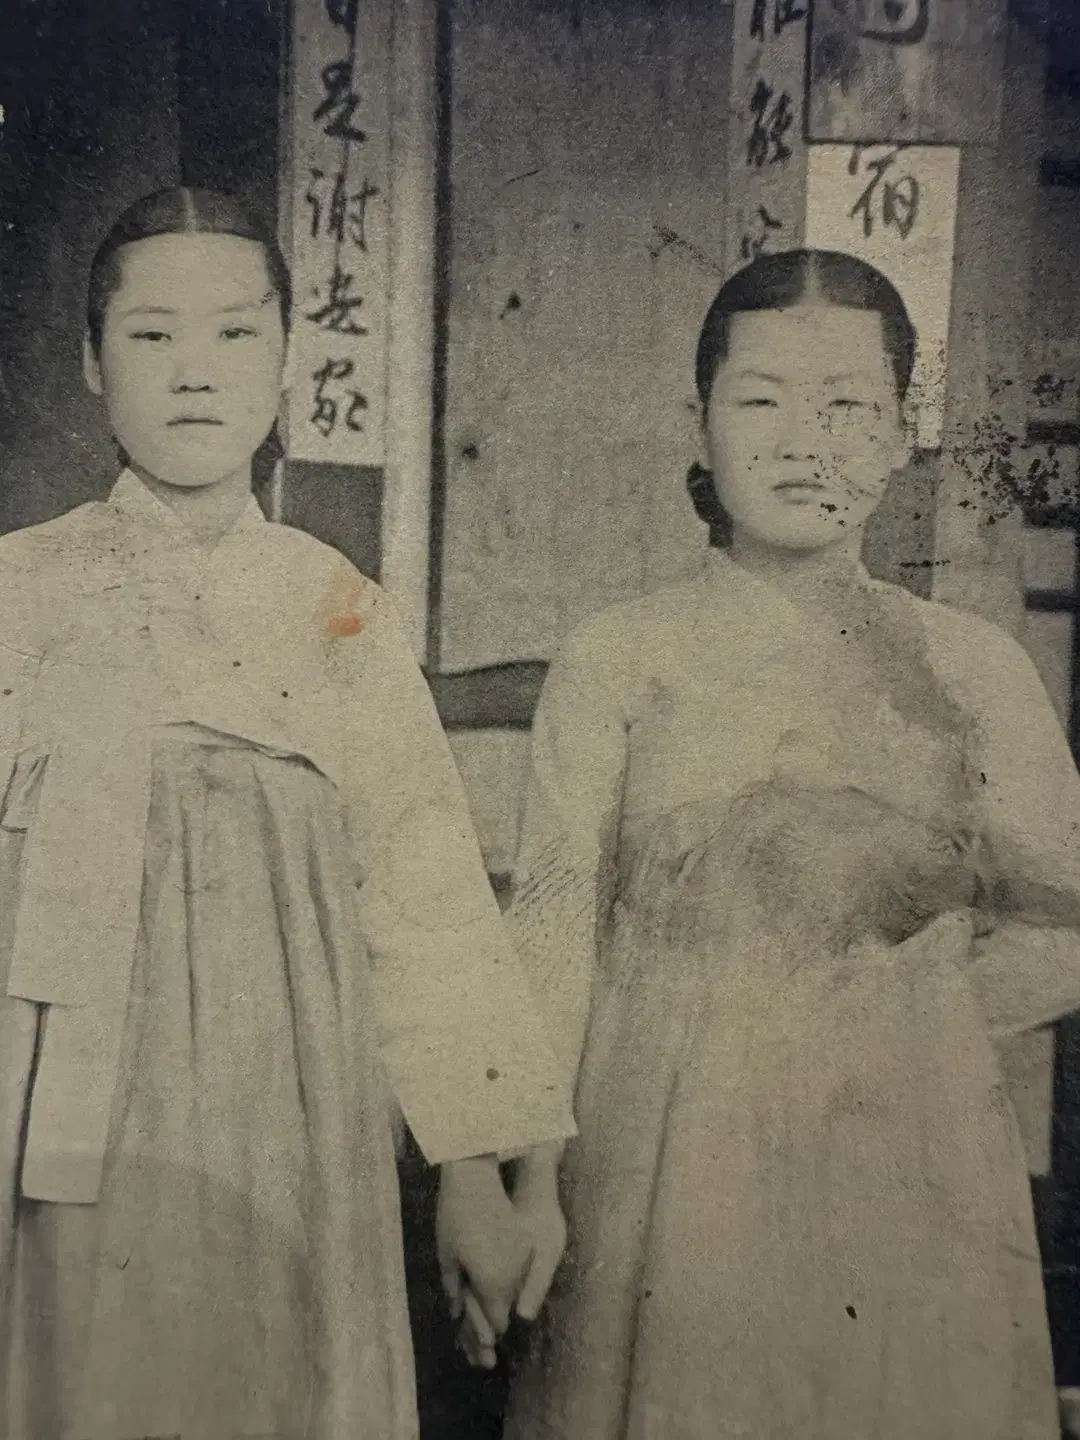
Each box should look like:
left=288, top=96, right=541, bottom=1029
left=0, top=187, right=575, bottom=1440
left=502, top=249, right=1080, bottom=1440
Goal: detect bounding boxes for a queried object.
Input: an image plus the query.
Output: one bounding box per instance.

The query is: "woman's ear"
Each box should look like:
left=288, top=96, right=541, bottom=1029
left=688, top=395, right=711, bottom=470
left=83, top=334, right=104, bottom=397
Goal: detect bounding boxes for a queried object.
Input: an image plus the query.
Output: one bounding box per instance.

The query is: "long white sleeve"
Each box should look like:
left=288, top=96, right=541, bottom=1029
left=930, top=611, right=1080, bottom=1035
left=333, top=574, right=576, bottom=1165
left=508, top=619, right=631, bottom=1096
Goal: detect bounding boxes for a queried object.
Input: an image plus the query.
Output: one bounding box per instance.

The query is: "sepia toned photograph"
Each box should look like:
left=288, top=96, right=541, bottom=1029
left=2, top=0, right=1080, bottom=1436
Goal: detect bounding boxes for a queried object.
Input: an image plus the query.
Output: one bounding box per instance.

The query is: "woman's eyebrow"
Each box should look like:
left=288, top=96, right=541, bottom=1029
left=219, top=290, right=277, bottom=314
left=736, top=368, right=785, bottom=384
left=119, top=291, right=276, bottom=320
left=120, top=305, right=176, bottom=319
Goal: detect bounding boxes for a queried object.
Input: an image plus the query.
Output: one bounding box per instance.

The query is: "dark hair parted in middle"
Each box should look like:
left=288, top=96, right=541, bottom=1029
left=688, top=248, right=917, bottom=548
left=695, top=248, right=916, bottom=412
left=86, top=186, right=292, bottom=359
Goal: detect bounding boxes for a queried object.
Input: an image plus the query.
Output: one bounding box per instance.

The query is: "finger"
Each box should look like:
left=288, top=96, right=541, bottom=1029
left=455, top=1314, right=489, bottom=1369
left=465, top=1270, right=514, bottom=1337
left=515, top=1240, right=563, bottom=1322
left=463, top=1288, right=498, bottom=1348
left=460, top=1291, right=499, bottom=1370
left=439, top=1262, right=464, bottom=1322
left=458, top=1325, right=497, bottom=1371
left=455, top=1312, right=493, bottom=1369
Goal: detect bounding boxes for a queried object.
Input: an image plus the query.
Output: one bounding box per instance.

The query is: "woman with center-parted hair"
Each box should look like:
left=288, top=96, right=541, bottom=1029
left=499, top=249, right=1080, bottom=1439
left=0, top=186, right=575, bottom=1440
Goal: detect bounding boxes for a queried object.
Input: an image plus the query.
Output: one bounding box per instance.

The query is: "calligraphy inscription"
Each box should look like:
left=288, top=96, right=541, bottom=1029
left=307, top=265, right=369, bottom=336
left=740, top=206, right=784, bottom=262
left=735, top=0, right=807, bottom=262
left=746, top=80, right=794, bottom=169
left=296, top=0, right=386, bottom=445
left=315, top=59, right=367, bottom=144
left=848, top=146, right=920, bottom=239
left=306, top=169, right=379, bottom=251
left=311, top=359, right=368, bottom=438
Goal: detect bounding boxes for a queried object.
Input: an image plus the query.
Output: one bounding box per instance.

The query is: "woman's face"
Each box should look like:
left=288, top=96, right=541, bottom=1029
left=84, top=232, right=287, bottom=490
left=702, top=304, right=910, bottom=553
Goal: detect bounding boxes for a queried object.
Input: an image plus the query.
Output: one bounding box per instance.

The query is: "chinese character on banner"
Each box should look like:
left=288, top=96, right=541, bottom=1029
left=848, top=146, right=920, bottom=240
left=284, top=0, right=391, bottom=465
left=739, top=205, right=784, bottom=261
left=745, top=80, right=794, bottom=169
left=311, top=359, right=368, bottom=438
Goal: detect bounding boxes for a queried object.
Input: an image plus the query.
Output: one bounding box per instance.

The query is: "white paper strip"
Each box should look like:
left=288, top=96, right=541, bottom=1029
left=281, top=0, right=391, bottom=466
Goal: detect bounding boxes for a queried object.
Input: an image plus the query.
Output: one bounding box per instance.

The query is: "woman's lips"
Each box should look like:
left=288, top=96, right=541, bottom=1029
left=773, top=480, right=826, bottom=498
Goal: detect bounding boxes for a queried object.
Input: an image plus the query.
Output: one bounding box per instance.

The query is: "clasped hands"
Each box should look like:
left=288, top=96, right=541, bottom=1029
left=436, top=1144, right=566, bottom=1370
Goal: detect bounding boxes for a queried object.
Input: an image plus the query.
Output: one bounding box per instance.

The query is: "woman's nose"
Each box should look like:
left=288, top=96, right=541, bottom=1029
left=774, top=396, right=829, bottom=458
left=170, top=346, right=218, bottom=393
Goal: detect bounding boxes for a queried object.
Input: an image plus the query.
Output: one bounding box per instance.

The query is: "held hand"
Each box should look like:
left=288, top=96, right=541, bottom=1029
left=452, top=1180, right=568, bottom=1367
left=512, top=1156, right=568, bottom=1322
left=456, top=1287, right=499, bottom=1370
left=436, top=1156, right=531, bottom=1340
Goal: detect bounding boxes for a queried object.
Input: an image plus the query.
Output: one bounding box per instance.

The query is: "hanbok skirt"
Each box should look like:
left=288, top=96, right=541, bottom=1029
left=0, top=738, right=417, bottom=1440
left=505, top=781, right=1061, bottom=1440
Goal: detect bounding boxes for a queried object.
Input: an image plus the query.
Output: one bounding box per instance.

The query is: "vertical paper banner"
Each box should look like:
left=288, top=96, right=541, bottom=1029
left=725, top=0, right=810, bottom=275
left=803, top=143, right=959, bottom=448
left=282, top=0, right=391, bottom=466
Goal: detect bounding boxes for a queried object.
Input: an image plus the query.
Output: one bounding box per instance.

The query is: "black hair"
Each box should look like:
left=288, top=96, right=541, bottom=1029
left=688, top=248, right=917, bottom=548
left=87, top=186, right=291, bottom=355
left=86, top=186, right=291, bottom=478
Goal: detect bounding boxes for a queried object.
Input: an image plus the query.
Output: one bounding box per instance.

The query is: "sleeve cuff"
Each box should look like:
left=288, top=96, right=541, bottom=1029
left=381, top=1041, right=577, bottom=1166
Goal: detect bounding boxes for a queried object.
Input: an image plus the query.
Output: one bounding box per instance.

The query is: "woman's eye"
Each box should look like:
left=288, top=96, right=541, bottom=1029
left=830, top=397, right=864, bottom=409
left=130, top=329, right=170, bottom=343
left=738, top=397, right=778, bottom=408
left=221, top=325, right=257, bottom=341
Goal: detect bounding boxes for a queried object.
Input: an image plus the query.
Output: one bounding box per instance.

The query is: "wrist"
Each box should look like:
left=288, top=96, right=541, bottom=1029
left=512, top=1140, right=563, bottom=1199
left=439, top=1153, right=501, bottom=1194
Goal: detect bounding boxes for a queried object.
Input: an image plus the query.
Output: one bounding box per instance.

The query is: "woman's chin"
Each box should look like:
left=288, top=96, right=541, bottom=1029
left=743, top=520, right=857, bottom=555
left=129, top=458, right=251, bottom=492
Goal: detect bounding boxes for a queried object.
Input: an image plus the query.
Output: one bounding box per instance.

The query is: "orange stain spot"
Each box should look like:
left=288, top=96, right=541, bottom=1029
left=327, top=613, right=364, bottom=638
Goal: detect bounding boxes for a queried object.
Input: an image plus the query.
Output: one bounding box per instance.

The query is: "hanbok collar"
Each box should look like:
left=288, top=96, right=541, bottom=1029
left=109, top=468, right=267, bottom=540
left=702, top=545, right=875, bottom=614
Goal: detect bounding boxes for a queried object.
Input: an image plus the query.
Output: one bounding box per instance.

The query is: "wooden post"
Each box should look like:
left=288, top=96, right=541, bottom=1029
left=932, top=14, right=1044, bottom=635
left=380, top=0, right=439, bottom=658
